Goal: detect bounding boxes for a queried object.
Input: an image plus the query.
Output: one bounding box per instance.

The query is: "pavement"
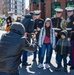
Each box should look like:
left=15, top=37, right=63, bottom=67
left=0, top=30, right=74, bottom=75
left=19, top=52, right=74, bottom=75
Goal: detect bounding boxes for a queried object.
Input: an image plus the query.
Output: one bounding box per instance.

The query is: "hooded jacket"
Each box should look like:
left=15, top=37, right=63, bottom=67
left=0, top=22, right=33, bottom=73
left=38, top=18, right=53, bottom=47
left=55, top=30, right=71, bottom=55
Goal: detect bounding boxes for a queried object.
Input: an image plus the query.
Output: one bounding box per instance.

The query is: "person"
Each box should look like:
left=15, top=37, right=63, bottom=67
left=55, top=30, right=71, bottom=72
left=51, top=8, right=65, bottom=64
left=6, top=11, right=14, bottom=32
left=21, top=12, right=35, bottom=66
left=33, top=10, right=44, bottom=63
left=51, top=8, right=64, bottom=43
left=0, top=22, right=35, bottom=75
left=65, top=6, right=74, bottom=69
left=16, top=15, right=22, bottom=22
left=38, top=18, right=52, bottom=68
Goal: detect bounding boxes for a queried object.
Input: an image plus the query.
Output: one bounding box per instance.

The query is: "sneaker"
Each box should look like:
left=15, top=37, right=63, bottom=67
left=38, top=63, right=43, bottom=68
left=45, top=64, right=50, bottom=69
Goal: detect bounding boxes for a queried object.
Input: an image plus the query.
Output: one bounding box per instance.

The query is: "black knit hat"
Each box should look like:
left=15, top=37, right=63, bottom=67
left=61, top=30, right=68, bottom=37
left=10, top=22, right=25, bottom=36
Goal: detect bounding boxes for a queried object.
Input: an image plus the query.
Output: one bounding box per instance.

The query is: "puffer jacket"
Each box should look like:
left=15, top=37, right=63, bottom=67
left=55, top=38, right=71, bottom=55
left=0, top=31, right=26, bottom=73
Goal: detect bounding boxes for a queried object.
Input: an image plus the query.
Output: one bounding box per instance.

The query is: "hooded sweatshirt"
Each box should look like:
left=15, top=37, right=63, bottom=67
left=38, top=18, right=53, bottom=47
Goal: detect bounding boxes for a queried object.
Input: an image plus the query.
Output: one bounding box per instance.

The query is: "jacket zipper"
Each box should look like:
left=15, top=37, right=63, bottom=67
left=61, top=40, right=64, bottom=55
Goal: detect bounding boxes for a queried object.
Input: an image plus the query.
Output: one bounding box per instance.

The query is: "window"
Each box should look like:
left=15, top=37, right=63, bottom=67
left=51, top=2, right=61, bottom=17
left=66, top=1, right=74, bottom=19
left=2, top=1, right=4, bottom=4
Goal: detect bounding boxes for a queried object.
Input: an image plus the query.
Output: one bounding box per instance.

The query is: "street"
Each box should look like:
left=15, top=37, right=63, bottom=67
left=0, top=30, right=74, bottom=75
left=19, top=52, right=74, bottom=75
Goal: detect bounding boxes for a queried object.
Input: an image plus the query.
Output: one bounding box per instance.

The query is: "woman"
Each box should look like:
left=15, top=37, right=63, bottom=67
left=38, top=18, right=52, bottom=68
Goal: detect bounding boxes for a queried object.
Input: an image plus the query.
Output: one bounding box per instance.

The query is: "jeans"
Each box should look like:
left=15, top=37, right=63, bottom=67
left=40, top=43, right=52, bottom=64
left=56, top=54, right=67, bottom=68
left=22, top=50, right=27, bottom=64
left=33, top=47, right=41, bottom=61
left=0, top=72, right=19, bottom=75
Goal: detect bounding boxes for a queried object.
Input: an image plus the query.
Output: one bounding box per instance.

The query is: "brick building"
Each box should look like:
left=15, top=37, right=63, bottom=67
left=0, top=0, right=25, bottom=16
left=0, top=0, right=3, bottom=16
left=29, top=0, right=74, bottom=19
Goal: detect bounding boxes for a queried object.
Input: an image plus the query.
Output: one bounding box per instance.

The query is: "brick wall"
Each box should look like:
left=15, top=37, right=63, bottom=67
left=29, top=0, right=72, bottom=19
left=45, top=0, right=51, bottom=18
left=39, top=1, right=45, bottom=19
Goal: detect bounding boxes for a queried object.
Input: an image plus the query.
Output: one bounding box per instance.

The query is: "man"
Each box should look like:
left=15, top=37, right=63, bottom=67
left=33, top=10, right=44, bottom=63
left=21, top=12, right=36, bottom=66
left=52, top=8, right=64, bottom=43
left=0, top=22, right=34, bottom=75
left=6, top=11, right=14, bottom=32
left=51, top=8, right=65, bottom=48
left=16, top=15, right=22, bottom=22
left=65, top=6, right=74, bottom=69
left=51, top=8, right=65, bottom=64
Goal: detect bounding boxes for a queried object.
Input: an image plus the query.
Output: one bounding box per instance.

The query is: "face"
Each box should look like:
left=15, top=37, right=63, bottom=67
left=56, top=12, right=62, bottom=18
left=36, top=15, right=40, bottom=19
left=67, top=11, right=73, bottom=17
left=17, top=17, right=21, bottom=20
left=33, top=15, right=36, bottom=20
left=9, top=14, right=12, bottom=17
left=61, top=34, right=66, bottom=39
left=45, top=22, right=51, bottom=27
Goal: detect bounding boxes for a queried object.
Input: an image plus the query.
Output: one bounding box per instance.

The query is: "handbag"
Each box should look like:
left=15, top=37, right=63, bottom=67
left=24, top=38, right=37, bottom=52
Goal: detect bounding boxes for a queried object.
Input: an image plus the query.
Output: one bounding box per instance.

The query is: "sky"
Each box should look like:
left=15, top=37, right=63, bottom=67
left=25, top=0, right=29, bottom=9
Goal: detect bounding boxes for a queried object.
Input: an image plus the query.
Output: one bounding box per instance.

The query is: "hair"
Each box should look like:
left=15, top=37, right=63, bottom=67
left=45, top=21, right=51, bottom=37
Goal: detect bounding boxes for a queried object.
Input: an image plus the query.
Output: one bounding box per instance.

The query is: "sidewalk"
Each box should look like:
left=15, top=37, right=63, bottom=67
left=19, top=52, right=74, bottom=75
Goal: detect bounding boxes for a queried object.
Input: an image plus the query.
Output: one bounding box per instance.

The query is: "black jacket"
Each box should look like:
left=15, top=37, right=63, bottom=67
left=6, top=16, right=12, bottom=25
left=55, top=38, right=71, bottom=55
left=21, top=15, right=35, bottom=33
left=0, top=31, right=26, bottom=73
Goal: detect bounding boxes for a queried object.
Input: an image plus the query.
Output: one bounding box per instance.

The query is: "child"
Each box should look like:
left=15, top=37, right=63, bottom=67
left=38, top=18, right=52, bottom=68
left=55, top=30, right=71, bottom=72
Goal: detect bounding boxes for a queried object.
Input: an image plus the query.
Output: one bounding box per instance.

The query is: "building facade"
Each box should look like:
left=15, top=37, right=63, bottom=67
left=0, top=0, right=3, bottom=16
left=29, top=0, right=74, bottom=19
left=1, top=0, right=25, bottom=16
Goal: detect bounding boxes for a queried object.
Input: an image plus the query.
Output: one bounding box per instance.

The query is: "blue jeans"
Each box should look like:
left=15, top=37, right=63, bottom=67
left=22, top=50, right=27, bottom=64
left=40, top=43, right=52, bottom=64
left=56, top=54, right=67, bottom=68
left=0, top=72, right=19, bottom=75
left=33, top=47, right=41, bottom=61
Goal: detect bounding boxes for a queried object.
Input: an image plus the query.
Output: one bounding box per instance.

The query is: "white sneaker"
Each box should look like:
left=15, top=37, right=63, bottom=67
left=45, top=64, right=50, bottom=69
left=38, top=63, right=43, bottom=68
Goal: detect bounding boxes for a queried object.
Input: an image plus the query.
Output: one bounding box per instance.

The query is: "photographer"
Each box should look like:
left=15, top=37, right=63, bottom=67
left=0, top=22, right=35, bottom=75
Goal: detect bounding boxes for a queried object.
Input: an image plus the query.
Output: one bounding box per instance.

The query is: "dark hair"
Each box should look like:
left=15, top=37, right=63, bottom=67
left=45, top=26, right=50, bottom=37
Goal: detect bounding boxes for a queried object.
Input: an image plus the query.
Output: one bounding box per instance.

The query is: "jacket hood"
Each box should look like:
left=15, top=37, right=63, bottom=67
left=10, top=22, right=25, bottom=36
left=44, top=18, right=52, bottom=27
left=61, top=30, right=68, bottom=38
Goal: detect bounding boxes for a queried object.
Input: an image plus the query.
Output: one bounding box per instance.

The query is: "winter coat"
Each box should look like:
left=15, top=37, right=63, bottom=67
left=55, top=38, right=71, bottom=55
left=0, top=31, right=28, bottom=73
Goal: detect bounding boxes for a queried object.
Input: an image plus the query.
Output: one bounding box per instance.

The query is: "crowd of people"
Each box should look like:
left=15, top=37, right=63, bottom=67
left=0, top=6, right=74, bottom=75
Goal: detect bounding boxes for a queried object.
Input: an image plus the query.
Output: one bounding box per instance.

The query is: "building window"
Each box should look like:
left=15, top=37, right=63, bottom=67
left=51, top=2, right=61, bottom=17
left=2, top=1, right=4, bottom=4
left=7, top=0, right=10, bottom=2
left=66, top=1, right=74, bottom=7
left=66, top=1, right=74, bottom=19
